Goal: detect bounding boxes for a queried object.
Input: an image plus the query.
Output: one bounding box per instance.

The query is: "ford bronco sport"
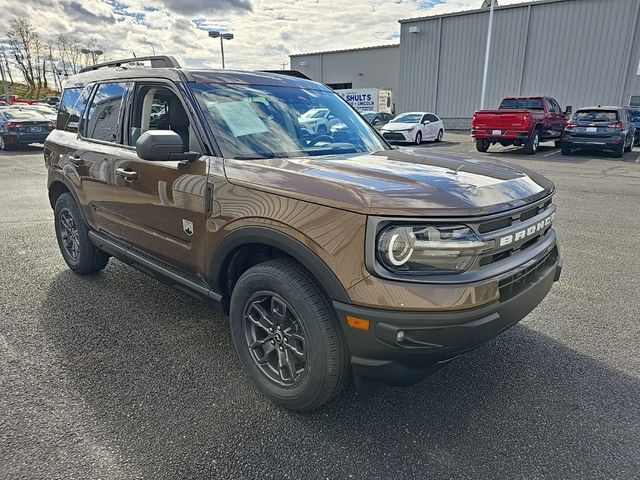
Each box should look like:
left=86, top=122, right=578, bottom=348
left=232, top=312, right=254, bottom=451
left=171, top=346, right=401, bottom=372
left=44, top=56, right=562, bottom=411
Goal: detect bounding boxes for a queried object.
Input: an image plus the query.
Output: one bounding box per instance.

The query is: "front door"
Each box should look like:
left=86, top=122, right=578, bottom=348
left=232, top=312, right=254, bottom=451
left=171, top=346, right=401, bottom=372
left=109, top=82, right=209, bottom=275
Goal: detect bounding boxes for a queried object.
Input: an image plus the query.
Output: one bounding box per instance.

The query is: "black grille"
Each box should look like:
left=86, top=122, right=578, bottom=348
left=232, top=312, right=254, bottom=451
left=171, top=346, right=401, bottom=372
left=478, top=198, right=552, bottom=234
left=498, top=248, right=558, bottom=301
left=383, top=132, right=406, bottom=141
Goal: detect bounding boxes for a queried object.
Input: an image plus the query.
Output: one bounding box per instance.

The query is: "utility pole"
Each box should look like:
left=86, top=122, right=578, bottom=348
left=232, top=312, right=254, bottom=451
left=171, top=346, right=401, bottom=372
left=281, top=61, right=286, bottom=70
left=0, top=58, right=10, bottom=103
left=480, top=0, right=496, bottom=109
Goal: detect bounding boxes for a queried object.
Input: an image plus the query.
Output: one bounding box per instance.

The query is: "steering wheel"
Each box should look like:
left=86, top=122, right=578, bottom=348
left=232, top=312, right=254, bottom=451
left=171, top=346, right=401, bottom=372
left=307, top=135, right=334, bottom=146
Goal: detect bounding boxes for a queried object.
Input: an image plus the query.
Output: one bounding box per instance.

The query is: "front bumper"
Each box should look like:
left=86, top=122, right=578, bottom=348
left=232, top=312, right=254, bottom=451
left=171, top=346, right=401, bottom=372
left=381, top=130, right=415, bottom=142
left=334, top=249, right=562, bottom=386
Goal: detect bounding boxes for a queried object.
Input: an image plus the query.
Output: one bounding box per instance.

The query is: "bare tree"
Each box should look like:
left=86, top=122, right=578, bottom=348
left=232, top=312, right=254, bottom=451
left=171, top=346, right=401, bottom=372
left=7, top=17, right=37, bottom=88
left=0, top=49, right=14, bottom=84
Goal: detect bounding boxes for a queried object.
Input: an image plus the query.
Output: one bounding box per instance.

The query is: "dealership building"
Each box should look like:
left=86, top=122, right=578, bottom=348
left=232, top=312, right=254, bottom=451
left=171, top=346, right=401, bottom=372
left=290, top=0, right=640, bottom=128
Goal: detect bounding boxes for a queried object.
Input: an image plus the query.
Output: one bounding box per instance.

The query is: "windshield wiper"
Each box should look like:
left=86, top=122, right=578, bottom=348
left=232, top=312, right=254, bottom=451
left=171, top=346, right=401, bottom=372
left=232, top=153, right=287, bottom=160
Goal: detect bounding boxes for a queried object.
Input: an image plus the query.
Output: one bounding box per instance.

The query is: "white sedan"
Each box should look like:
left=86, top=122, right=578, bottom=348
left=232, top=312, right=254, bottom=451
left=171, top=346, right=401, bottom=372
left=298, top=107, right=340, bottom=136
left=380, top=112, right=445, bottom=145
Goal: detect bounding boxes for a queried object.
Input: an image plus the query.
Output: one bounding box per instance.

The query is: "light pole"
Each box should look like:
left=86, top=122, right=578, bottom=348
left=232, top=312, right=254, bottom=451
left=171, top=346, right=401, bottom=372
left=81, top=48, right=103, bottom=66
left=208, top=31, right=234, bottom=69
left=480, top=0, right=496, bottom=109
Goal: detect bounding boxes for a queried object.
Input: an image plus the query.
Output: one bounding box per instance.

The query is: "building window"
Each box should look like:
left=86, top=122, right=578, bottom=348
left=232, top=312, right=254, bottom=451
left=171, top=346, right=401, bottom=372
left=327, top=83, right=352, bottom=90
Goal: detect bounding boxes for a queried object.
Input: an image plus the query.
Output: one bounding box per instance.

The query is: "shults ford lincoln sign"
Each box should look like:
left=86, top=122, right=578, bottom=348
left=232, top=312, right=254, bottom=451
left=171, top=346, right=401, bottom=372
left=336, top=88, right=393, bottom=113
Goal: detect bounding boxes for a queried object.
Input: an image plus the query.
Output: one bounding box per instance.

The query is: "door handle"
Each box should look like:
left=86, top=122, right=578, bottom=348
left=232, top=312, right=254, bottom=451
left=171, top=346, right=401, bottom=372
left=116, top=167, right=138, bottom=182
left=69, top=155, right=84, bottom=166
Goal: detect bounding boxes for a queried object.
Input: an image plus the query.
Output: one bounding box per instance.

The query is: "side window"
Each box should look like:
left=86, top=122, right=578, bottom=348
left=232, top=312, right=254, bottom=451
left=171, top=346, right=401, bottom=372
left=420, top=114, right=429, bottom=124
left=551, top=99, right=562, bottom=114
left=57, top=86, right=91, bottom=133
left=426, top=114, right=439, bottom=122
left=84, top=82, right=127, bottom=143
left=128, top=85, right=192, bottom=151
left=546, top=99, right=559, bottom=114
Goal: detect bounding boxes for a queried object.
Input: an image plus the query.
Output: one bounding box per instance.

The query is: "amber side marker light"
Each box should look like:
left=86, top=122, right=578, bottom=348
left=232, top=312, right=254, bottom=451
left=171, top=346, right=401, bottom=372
left=346, top=315, right=370, bottom=331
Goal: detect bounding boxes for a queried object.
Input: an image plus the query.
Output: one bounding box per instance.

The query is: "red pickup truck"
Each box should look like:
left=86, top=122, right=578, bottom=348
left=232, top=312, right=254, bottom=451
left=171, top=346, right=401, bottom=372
left=472, top=96, right=571, bottom=154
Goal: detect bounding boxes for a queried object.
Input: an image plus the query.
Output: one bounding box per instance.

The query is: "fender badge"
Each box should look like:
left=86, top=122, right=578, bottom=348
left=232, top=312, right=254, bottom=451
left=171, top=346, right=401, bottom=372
left=182, top=219, right=194, bottom=236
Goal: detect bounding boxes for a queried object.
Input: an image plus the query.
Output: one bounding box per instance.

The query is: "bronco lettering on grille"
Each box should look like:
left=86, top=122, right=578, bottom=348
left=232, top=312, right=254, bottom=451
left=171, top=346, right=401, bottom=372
left=498, top=213, right=555, bottom=247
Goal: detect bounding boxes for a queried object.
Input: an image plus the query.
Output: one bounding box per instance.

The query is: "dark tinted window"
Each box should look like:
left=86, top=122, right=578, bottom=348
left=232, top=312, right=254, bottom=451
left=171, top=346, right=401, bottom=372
left=626, top=109, right=640, bottom=122
left=499, top=98, right=544, bottom=110
left=84, top=82, right=127, bottom=143
left=574, top=110, right=619, bottom=122
left=425, top=113, right=439, bottom=122
left=57, top=87, right=91, bottom=132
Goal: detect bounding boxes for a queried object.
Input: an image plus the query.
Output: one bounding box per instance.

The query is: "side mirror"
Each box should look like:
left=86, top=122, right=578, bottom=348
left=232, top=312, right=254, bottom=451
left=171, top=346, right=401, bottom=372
left=423, top=120, right=431, bottom=125
left=564, top=106, right=573, bottom=116
left=135, top=130, right=199, bottom=162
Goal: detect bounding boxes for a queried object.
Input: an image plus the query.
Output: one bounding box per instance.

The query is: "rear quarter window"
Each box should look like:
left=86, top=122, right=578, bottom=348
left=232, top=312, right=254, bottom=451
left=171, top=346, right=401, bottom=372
left=57, top=86, right=92, bottom=133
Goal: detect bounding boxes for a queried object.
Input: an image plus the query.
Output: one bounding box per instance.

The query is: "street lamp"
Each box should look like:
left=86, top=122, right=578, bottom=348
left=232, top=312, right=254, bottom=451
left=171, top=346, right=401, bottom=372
left=208, top=30, right=234, bottom=69
left=81, top=48, right=103, bottom=66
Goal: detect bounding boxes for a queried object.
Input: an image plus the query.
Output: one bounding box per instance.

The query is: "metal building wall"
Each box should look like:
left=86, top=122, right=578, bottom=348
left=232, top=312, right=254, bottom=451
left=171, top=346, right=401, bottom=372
left=397, top=0, right=640, bottom=128
left=290, top=45, right=400, bottom=92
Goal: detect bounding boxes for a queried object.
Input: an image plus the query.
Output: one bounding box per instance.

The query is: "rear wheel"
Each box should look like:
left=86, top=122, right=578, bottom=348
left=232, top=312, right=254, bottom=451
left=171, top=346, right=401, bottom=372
left=435, top=129, right=443, bottom=142
left=613, top=143, right=624, bottom=158
left=229, top=259, right=349, bottom=411
left=414, top=131, right=422, bottom=145
left=624, top=137, right=632, bottom=153
left=0, top=136, right=11, bottom=151
left=54, top=193, right=109, bottom=274
left=524, top=129, right=540, bottom=155
left=475, top=138, right=489, bottom=152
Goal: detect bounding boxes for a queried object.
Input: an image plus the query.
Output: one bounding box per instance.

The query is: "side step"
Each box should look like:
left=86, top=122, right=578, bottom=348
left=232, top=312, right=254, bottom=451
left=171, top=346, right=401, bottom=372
left=88, top=231, right=222, bottom=309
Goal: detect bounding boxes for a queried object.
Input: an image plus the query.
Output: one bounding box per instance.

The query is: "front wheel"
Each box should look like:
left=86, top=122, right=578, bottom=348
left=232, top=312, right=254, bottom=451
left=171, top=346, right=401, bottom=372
left=475, top=138, right=489, bottom=152
left=229, top=259, right=349, bottom=411
left=54, top=193, right=109, bottom=274
left=414, top=131, right=422, bottom=145
left=317, top=125, right=327, bottom=136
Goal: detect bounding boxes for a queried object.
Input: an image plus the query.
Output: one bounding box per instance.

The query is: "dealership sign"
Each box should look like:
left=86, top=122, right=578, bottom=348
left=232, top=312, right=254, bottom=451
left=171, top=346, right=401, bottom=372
left=336, top=88, right=394, bottom=113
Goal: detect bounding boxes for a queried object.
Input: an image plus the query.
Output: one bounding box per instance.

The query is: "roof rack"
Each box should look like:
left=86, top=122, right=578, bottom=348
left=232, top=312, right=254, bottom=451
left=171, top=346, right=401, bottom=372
left=79, top=55, right=181, bottom=73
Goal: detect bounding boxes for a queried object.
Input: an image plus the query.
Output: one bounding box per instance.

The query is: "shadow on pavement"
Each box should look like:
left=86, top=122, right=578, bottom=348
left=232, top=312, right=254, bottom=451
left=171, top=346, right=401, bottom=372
left=40, top=264, right=639, bottom=479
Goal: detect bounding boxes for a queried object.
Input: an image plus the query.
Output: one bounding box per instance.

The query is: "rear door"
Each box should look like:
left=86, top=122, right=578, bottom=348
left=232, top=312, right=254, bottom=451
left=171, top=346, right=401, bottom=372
left=545, top=98, right=565, bottom=139
left=48, top=83, right=123, bottom=237
left=109, top=81, right=209, bottom=275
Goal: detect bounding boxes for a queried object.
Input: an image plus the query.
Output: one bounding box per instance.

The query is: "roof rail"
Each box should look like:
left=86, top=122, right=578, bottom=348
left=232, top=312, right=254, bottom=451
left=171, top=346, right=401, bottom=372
left=260, top=70, right=311, bottom=80
left=79, top=55, right=181, bottom=73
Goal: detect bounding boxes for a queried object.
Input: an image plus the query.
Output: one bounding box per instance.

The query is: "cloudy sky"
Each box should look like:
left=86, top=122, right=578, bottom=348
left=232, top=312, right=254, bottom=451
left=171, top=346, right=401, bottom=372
left=1, top=0, right=529, bottom=72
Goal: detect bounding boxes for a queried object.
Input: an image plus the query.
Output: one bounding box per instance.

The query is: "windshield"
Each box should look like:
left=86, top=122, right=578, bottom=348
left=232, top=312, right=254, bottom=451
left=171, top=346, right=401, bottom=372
left=574, top=110, right=619, bottom=122
left=499, top=98, right=544, bottom=110
left=391, top=113, right=421, bottom=124
left=190, top=83, right=387, bottom=159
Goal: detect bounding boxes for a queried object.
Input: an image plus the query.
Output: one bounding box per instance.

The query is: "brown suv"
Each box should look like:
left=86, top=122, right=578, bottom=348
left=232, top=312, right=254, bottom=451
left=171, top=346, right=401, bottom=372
left=44, top=56, right=562, bottom=410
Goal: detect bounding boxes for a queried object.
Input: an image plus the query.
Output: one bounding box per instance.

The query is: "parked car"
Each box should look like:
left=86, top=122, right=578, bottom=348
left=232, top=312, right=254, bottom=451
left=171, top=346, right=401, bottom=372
left=43, top=96, right=60, bottom=106
left=10, top=104, right=58, bottom=122
left=298, top=107, right=341, bottom=136
left=472, top=96, right=571, bottom=154
left=379, top=112, right=445, bottom=144
left=0, top=109, right=54, bottom=150
left=361, top=111, right=393, bottom=129
left=625, top=107, right=640, bottom=146
left=561, top=106, right=635, bottom=158
left=44, top=56, right=561, bottom=411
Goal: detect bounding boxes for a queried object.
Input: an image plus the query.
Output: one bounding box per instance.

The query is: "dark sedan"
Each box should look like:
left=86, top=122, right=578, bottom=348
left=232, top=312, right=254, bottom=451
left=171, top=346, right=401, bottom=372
left=625, top=107, right=640, bottom=146
left=561, top=106, right=635, bottom=158
left=0, top=110, right=54, bottom=151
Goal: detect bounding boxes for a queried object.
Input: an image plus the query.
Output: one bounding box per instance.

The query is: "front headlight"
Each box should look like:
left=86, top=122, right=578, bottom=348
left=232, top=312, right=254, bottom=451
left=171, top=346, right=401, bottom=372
left=377, top=224, right=493, bottom=275
left=395, top=127, right=414, bottom=132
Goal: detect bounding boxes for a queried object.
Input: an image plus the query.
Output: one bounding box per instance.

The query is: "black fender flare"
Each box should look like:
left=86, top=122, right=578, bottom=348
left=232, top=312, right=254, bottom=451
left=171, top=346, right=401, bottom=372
left=210, top=226, right=351, bottom=304
left=47, top=170, right=85, bottom=219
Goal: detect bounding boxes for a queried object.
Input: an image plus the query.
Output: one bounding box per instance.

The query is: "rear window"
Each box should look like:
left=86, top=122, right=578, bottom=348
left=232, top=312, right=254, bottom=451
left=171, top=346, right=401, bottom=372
left=574, top=110, right=619, bottom=122
left=3, top=110, right=46, bottom=120
left=57, top=87, right=91, bottom=133
left=499, top=98, right=544, bottom=110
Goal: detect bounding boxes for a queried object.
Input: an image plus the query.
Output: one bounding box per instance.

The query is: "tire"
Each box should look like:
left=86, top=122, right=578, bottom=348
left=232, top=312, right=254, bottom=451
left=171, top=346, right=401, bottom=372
left=230, top=259, right=349, bottom=411
left=435, top=129, right=443, bottom=142
left=561, top=144, right=571, bottom=156
left=0, top=135, right=11, bottom=151
left=54, top=193, right=109, bottom=274
left=414, top=131, right=422, bottom=145
left=624, top=137, right=632, bottom=153
left=524, top=129, right=540, bottom=155
left=317, top=125, right=327, bottom=136
left=554, top=140, right=563, bottom=148
left=475, top=138, right=489, bottom=152
left=613, top=143, right=624, bottom=158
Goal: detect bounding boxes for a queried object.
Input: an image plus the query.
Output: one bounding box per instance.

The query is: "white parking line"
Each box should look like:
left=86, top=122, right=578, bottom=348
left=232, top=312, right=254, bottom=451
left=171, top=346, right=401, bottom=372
left=544, top=149, right=561, bottom=157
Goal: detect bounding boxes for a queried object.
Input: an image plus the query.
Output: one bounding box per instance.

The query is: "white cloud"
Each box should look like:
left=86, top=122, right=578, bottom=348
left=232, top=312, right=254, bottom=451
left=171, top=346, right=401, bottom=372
left=0, top=0, right=532, bottom=76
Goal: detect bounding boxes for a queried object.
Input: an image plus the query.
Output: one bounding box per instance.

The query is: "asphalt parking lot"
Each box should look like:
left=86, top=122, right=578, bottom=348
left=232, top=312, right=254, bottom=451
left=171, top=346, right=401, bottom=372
left=1, top=135, right=639, bottom=480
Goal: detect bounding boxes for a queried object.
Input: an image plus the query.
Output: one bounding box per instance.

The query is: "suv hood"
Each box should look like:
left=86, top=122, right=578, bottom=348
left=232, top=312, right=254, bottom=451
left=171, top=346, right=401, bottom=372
left=223, top=149, right=554, bottom=216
